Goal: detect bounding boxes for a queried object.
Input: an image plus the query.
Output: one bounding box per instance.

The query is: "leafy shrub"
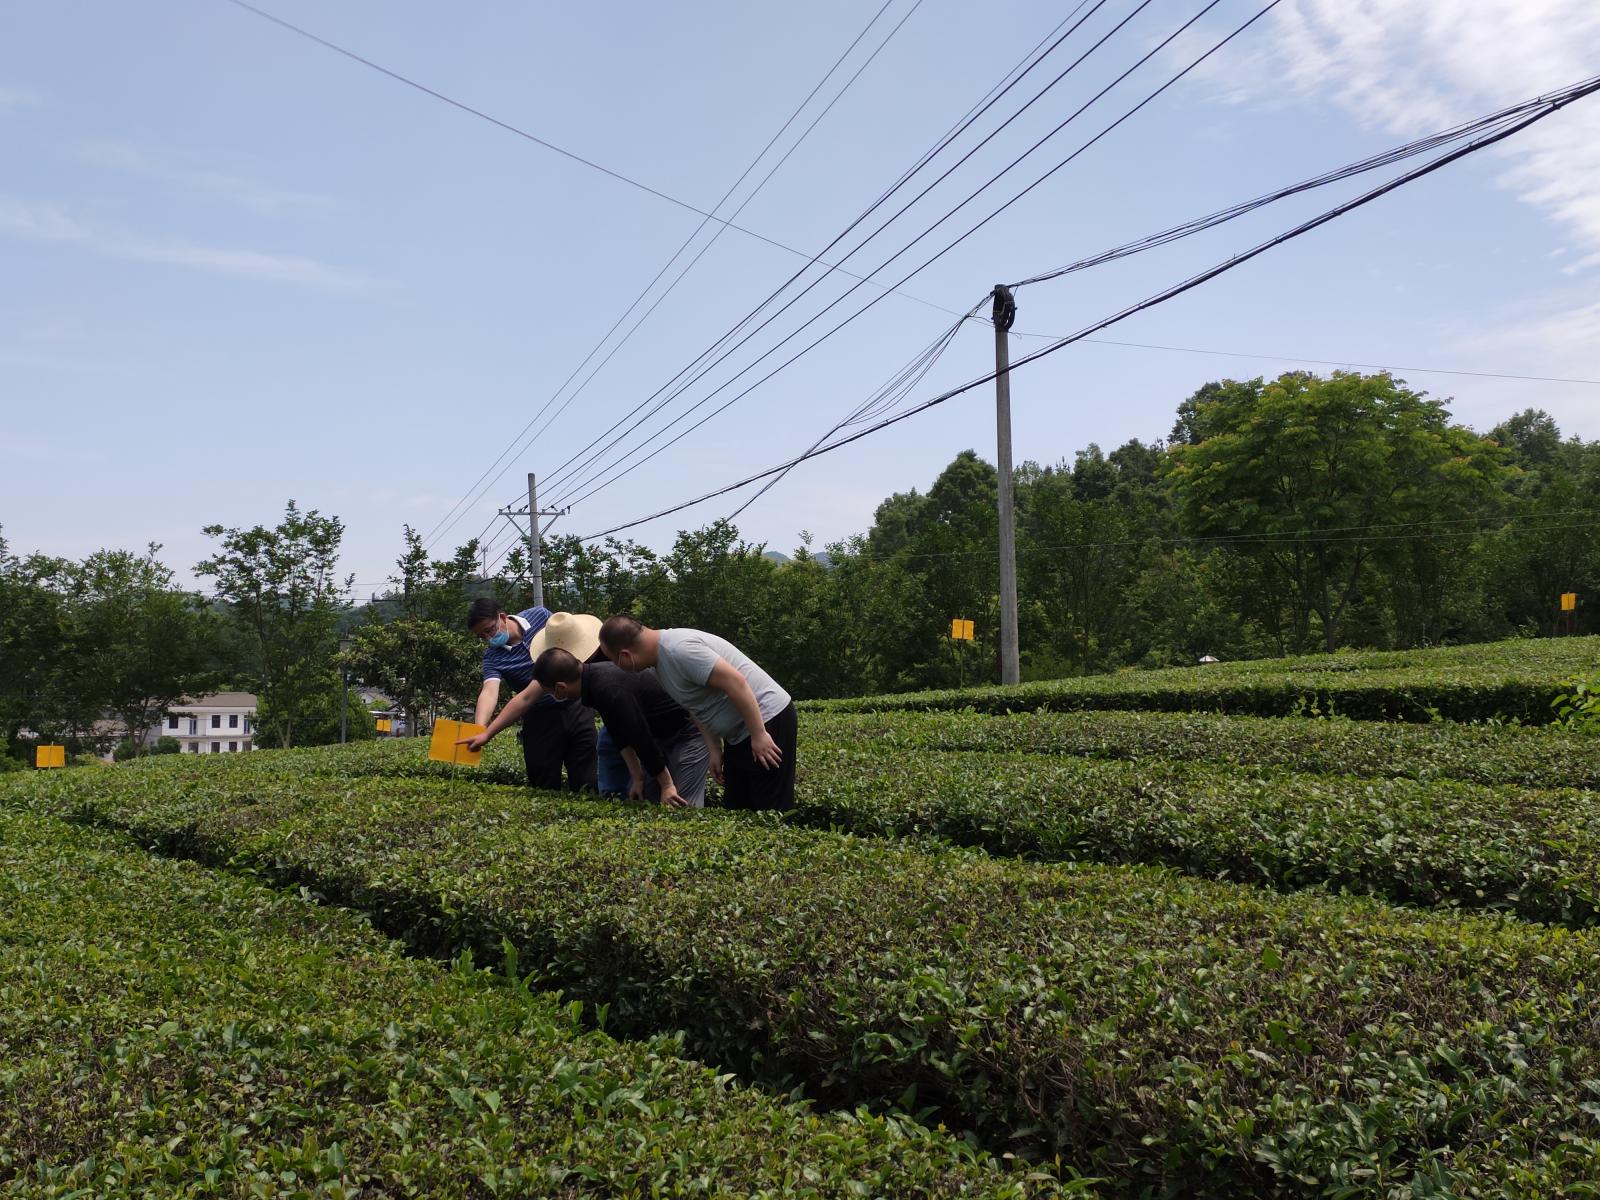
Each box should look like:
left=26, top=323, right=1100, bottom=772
left=1552, top=671, right=1600, bottom=733
left=804, top=707, right=1600, bottom=789
left=0, top=805, right=1038, bottom=1198
left=9, top=763, right=1600, bottom=1197
left=807, top=635, right=1600, bottom=724
left=790, top=741, right=1600, bottom=927
left=109, top=737, right=179, bottom=761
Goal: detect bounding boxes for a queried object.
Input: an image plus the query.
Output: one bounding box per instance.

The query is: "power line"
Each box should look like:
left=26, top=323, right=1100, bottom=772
left=531, top=0, right=1122, bottom=506
left=724, top=299, right=986, bottom=524
left=575, top=72, right=1600, bottom=541
left=557, top=0, right=1273, bottom=512
left=476, top=506, right=1600, bottom=584
left=221, top=0, right=960, bottom=310
left=1008, top=98, right=1570, bottom=290
left=549, top=13, right=1575, bottom=516
left=726, top=91, right=1561, bottom=524
left=477, top=0, right=1110, bottom=574
left=416, top=0, right=920, bottom=552
left=543, top=0, right=1164, bottom=507
left=581, top=13, right=1574, bottom=527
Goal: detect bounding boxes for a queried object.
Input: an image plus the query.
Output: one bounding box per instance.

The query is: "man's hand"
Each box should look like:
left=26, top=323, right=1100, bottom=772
left=749, top=729, right=782, bottom=770
left=658, top=783, right=688, bottom=809
left=707, top=744, right=725, bottom=785
left=458, top=732, right=492, bottom=752
left=627, top=775, right=646, bottom=804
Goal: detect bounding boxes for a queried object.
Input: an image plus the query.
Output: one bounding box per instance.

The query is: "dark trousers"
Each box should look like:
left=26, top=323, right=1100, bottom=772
left=519, top=700, right=597, bottom=793
left=722, top=702, right=797, bottom=811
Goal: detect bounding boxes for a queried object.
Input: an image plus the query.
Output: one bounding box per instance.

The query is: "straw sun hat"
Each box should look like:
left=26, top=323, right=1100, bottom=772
left=527, top=611, right=603, bottom=663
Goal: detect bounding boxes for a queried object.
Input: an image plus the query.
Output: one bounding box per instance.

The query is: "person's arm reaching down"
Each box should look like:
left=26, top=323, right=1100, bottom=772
left=463, top=681, right=545, bottom=750
left=705, top=658, right=781, bottom=768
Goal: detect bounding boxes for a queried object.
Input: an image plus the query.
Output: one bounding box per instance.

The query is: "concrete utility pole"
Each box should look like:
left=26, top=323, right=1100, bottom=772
left=527, top=473, right=543, bottom=608
left=993, top=284, right=1020, bottom=685
left=497, top=483, right=568, bottom=607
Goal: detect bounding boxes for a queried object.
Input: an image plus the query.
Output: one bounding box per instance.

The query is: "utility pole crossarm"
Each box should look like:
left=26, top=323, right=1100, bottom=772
left=496, top=476, right=569, bottom=608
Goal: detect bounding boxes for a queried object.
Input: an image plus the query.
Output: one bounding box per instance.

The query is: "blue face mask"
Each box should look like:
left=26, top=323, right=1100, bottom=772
left=488, top=629, right=510, bottom=649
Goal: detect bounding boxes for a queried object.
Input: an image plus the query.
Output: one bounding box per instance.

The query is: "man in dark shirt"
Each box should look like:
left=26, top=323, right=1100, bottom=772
left=464, top=645, right=711, bottom=808
left=466, top=599, right=597, bottom=792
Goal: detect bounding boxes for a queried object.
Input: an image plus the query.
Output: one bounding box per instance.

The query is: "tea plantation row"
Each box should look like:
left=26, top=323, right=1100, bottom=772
left=804, top=708, right=1600, bottom=789
left=804, top=636, right=1600, bottom=723
left=158, top=719, right=1600, bottom=928
left=0, top=806, right=1036, bottom=1199
left=790, top=741, right=1600, bottom=927
left=10, top=764, right=1600, bottom=1198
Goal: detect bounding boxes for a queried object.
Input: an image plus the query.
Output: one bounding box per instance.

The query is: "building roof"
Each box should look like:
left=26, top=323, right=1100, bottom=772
left=172, top=691, right=259, bottom=709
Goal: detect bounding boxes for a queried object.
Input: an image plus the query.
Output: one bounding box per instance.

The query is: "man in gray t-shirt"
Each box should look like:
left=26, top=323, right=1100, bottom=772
left=598, top=617, right=797, bottom=811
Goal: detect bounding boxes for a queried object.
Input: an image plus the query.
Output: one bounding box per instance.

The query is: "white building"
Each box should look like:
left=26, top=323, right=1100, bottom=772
left=159, top=692, right=259, bottom=754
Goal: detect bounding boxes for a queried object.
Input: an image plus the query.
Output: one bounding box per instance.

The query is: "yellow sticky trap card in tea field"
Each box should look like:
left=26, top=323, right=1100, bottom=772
left=429, top=718, right=485, bottom=766
left=35, top=745, right=66, bottom=769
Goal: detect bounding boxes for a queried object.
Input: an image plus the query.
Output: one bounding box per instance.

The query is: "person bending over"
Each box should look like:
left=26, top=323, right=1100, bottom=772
left=597, top=616, right=796, bottom=811
left=466, top=599, right=596, bottom=792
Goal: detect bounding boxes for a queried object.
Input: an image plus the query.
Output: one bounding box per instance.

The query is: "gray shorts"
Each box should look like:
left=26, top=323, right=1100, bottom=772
left=642, top=728, right=709, bottom=808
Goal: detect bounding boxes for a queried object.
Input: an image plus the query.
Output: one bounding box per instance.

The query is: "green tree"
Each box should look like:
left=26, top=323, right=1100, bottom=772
left=1166, top=372, right=1511, bottom=652
left=257, top=677, right=376, bottom=747
left=339, top=617, right=479, bottom=732
left=638, top=520, right=775, bottom=644
left=391, top=525, right=487, bottom=628
left=820, top=536, right=942, bottom=694
left=542, top=533, right=661, bottom=617
left=56, top=547, right=220, bottom=756
left=0, top=532, right=69, bottom=753
left=196, top=501, right=351, bottom=749
left=1481, top=449, right=1600, bottom=636
left=1016, top=460, right=1143, bottom=673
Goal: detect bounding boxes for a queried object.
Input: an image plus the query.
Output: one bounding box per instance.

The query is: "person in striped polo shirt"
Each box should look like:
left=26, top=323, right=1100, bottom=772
left=467, top=598, right=597, bottom=792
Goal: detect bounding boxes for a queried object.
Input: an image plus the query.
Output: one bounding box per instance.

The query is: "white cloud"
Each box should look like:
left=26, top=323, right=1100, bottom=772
left=1465, top=294, right=1600, bottom=376
left=1232, top=0, right=1600, bottom=262
left=0, top=198, right=90, bottom=242
left=0, top=196, right=372, bottom=292
left=73, top=140, right=335, bottom=219
left=1183, top=2, right=1600, bottom=400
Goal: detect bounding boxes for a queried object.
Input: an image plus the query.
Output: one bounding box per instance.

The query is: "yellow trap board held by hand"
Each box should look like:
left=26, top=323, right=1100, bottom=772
left=429, top=718, right=485, bottom=766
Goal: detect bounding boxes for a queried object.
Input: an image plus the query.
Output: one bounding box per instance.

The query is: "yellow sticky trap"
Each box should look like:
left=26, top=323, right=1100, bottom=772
left=962, top=619, right=975, bottom=640
left=1561, top=592, right=1577, bottom=612
left=36, top=745, right=65, bottom=769
left=949, top=618, right=974, bottom=641
left=429, top=718, right=485, bottom=766
left=376, top=718, right=392, bottom=733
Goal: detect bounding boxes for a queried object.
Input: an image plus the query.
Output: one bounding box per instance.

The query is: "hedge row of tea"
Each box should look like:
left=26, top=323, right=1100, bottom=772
left=803, top=707, right=1600, bottom=789
left=804, top=636, right=1600, bottom=723
left=142, top=717, right=1600, bottom=927
left=11, top=764, right=1600, bottom=1198
left=0, top=806, right=1036, bottom=1198
left=790, top=743, right=1600, bottom=927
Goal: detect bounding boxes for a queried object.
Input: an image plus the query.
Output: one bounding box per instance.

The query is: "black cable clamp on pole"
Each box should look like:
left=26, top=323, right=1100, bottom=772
left=992, top=284, right=1017, bottom=332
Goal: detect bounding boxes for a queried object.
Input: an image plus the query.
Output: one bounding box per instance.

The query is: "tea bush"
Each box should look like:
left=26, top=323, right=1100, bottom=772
left=0, top=805, right=1039, bottom=1198
left=803, top=707, right=1600, bottom=789
left=806, top=636, right=1600, bottom=724
left=790, top=741, right=1600, bottom=926
left=10, top=764, right=1600, bottom=1198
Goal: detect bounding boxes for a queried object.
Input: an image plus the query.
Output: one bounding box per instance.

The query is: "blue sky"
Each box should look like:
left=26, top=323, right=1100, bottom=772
left=4, top=0, right=1599, bottom=598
